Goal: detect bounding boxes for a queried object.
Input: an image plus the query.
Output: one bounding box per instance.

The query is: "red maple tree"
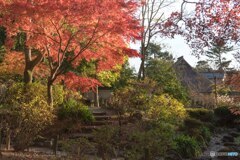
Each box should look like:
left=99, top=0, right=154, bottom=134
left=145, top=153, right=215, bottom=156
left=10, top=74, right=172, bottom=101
left=160, top=0, right=240, bottom=55
left=0, top=0, right=141, bottom=105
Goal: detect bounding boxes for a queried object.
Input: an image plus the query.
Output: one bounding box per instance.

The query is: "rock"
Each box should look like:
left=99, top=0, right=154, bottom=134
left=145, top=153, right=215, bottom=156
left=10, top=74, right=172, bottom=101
left=218, top=147, right=232, bottom=152
left=230, top=132, right=240, bottom=137
left=223, top=142, right=237, bottom=147
left=222, top=136, right=234, bottom=142
left=215, top=142, right=220, bottom=145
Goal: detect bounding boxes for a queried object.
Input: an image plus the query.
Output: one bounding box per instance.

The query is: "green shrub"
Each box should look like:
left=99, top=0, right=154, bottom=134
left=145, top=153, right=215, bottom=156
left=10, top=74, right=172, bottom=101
left=58, top=98, right=94, bottom=123
left=61, top=138, right=94, bottom=158
left=190, top=126, right=211, bottom=149
left=109, top=78, right=162, bottom=114
left=200, top=126, right=211, bottom=142
left=186, top=108, right=214, bottom=122
left=93, top=126, right=119, bottom=159
left=3, top=82, right=55, bottom=151
left=147, top=94, right=186, bottom=125
left=214, top=106, right=237, bottom=126
left=184, top=117, right=203, bottom=129
left=174, top=135, right=201, bottom=158
left=124, top=122, right=175, bottom=160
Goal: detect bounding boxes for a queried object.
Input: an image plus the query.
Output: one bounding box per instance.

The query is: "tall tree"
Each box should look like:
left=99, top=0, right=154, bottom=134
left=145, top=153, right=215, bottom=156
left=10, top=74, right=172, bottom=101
left=195, top=60, right=212, bottom=72
left=206, top=43, right=233, bottom=70
left=145, top=42, right=173, bottom=61
left=0, top=0, right=141, bottom=106
left=138, top=0, right=175, bottom=79
left=146, top=59, right=189, bottom=104
left=161, top=0, right=240, bottom=56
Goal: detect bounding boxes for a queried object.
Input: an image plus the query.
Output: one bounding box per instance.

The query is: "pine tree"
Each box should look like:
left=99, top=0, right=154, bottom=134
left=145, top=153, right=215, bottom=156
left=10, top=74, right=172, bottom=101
left=206, top=43, right=233, bottom=71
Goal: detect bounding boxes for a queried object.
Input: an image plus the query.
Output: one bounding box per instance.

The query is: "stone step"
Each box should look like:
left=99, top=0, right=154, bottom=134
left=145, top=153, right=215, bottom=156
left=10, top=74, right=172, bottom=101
left=80, top=125, right=101, bottom=133
left=94, top=115, right=112, bottom=121
left=69, top=133, right=94, bottom=140
left=92, top=112, right=107, bottom=116
left=91, top=120, right=114, bottom=126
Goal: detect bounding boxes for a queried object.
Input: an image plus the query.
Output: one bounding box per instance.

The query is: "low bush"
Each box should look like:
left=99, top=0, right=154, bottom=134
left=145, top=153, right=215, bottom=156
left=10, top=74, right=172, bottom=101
left=190, top=126, right=211, bottom=149
left=147, top=94, right=186, bottom=125
left=61, top=138, right=94, bottom=158
left=3, top=82, right=55, bottom=151
left=199, top=126, right=211, bottom=142
left=174, top=135, right=201, bottom=158
left=184, top=117, right=203, bottom=129
left=214, top=106, right=238, bottom=126
left=186, top=108, right=214, bottom=123
left=58, top=98, right=94, bottom=123
left=124, top=122, right=175, bottom=160
left=93, top=126, right=119, bottom=160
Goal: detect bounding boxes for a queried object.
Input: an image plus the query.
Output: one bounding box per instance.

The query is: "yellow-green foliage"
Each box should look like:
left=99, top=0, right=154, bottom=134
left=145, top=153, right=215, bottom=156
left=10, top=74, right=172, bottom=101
left=3, top=82, right=63, bottom=151
left=97, top=70, right=120, bottom=87
left=6, top=83, right=64, bottom=107
left=109, top=78, right=162, bottom=113
left=147, top=94, right=186, bottom=124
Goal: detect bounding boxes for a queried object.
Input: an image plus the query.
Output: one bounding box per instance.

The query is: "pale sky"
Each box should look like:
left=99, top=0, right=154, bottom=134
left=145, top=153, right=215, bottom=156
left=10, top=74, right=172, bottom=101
left=129, top=35, right=198, bottom=72
left=128, top=0, right=238, bottom=72
left=128, top=0, right=198, bottom=72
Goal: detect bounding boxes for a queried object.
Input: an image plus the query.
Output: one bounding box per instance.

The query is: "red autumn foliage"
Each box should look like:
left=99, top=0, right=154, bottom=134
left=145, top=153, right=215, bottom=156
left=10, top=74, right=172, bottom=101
left=160, top=0, right=240, bottom=54
left=0, top=0, right=141, bottom=92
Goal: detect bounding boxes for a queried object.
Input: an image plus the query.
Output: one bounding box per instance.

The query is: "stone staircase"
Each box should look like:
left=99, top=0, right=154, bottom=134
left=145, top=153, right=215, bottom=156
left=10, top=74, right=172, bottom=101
left=68, top=108, right=127, bottom=140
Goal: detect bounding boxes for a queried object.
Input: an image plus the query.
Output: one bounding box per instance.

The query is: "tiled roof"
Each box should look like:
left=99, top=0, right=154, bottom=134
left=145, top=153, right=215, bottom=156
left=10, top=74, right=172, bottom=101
left=225, top=72, right=240, bottom=91
left=174, top=57, right=213, bottom=93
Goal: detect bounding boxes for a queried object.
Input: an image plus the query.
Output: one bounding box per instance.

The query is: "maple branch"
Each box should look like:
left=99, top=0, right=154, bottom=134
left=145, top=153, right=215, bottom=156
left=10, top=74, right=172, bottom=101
left=30, top=51, right=43, bottom=68
left=69, top=18, right=101, bottom=62
left=49, top=19, right=63, bottom=66
left=45, top=45, right=53, bottom=71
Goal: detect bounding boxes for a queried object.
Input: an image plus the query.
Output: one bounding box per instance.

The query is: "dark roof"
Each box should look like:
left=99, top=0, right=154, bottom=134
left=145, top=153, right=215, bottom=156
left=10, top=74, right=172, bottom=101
left=200, top=72, right=224, bottom=79
left=225, top=71, right=240, bottom=91
left=174, top=57, right=213, bottom=93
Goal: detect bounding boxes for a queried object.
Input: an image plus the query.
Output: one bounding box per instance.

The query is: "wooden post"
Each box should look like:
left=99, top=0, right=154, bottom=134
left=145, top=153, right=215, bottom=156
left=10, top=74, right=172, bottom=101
left=6, top=128, right=10, bottom=150
left=53, top=135, right=59, bottom=155
left=214, top=76, right=218, bottom=107
left=94, top=85, right=100, bottom=107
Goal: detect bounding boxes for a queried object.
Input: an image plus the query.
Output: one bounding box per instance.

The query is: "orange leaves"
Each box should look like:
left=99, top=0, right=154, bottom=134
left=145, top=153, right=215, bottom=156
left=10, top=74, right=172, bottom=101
left=63, top=72, right=102, bottom=92
left=0, top=0, right=141, bottom=92
left=0, top=51, right=24, bottom=74
left=166, top=0, right=240, bottom=55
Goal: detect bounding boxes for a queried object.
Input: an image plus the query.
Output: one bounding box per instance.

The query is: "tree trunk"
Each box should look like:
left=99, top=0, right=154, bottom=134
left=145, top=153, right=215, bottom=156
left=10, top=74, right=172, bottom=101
left=138, top=60, right=143, bottom=79
left=6, top=128, right=10, bottom=150
left=24, top=69, right=33, bottom=84
left=24, top=48, right=33, bottom=84
left=53, top=135, right=59, bottom=155
left=214, top=76, right=218, bottom=108
left=118, top=112, right=122, bottom=138
left=94, top=85, right=99, bottom=107
left=47, top=80, right=53, bottom=107
left=0, top=128, right=2, bottom=156
left=142, top=58, right=145, bottom=79
left=138, top=58, right=145, bottom=80
left=23, top=48, right=43, bottom=84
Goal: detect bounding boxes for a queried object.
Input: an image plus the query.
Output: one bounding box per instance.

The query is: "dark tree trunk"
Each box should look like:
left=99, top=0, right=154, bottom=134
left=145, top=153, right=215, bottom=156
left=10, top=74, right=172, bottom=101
left=138, top=58, right=145, bottom=80
left=214, top=76, right=218, bottom=108
left=94, top=85, right=99, bottom=107
left=118, top=112, right=122, bottom=138
left=47, top=79, right=59, bottom=155
left=24, top=70, right=33, bottom=84
left=47, top=80, right=53, bottom=107
left=0, top=128, right=2, bottom=155
left=23, top=48, right=43, bottom=84
left=6, top=128, right=10, bottom=150
left=53, top=135, right=59, bottom=155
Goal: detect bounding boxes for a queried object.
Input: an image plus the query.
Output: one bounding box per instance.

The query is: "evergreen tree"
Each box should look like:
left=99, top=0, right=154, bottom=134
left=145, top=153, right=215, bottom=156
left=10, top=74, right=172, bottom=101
left=145, top=42, right=173, bottom=61
left=206, top=43, right=233, bottom=71
left=195, top=60, right=212, bottom=72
